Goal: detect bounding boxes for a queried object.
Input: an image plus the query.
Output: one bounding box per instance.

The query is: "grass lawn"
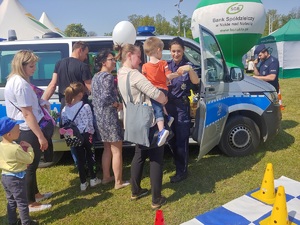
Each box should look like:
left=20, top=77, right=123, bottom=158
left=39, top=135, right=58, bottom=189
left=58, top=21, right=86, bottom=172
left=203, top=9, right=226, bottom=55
left=0, top=78, right=299, bottom=225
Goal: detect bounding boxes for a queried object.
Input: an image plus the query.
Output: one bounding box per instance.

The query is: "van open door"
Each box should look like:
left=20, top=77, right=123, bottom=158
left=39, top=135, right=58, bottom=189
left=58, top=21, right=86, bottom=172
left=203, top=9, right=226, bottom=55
left=192, top=25, right=229, bottom=160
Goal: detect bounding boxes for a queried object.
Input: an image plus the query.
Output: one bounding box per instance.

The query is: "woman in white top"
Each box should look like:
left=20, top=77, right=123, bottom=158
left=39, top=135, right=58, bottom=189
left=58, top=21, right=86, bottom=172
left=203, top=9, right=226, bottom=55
left=4, top=50, right=52, bottom=212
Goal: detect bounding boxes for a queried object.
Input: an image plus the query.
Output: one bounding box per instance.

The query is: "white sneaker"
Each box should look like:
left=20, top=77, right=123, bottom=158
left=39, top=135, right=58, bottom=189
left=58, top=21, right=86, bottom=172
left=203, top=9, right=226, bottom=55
left=80, top=181, right=89, bottom=191
left=90, top=177, right=101, bottom=187
left=29, top=204, right=52, bottom=212
left=167, top=116, right=174, bottom=127
left=157, top=129, right=169, bottom=147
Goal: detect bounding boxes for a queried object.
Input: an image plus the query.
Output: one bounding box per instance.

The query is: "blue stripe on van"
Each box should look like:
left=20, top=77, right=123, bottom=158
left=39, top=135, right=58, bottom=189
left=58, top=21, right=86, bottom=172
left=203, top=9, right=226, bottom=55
left=0, top=102, right=61, bottom=118
left=0, top=104, right=6, bottom=117
left=205, top=95, right=270, bottom=126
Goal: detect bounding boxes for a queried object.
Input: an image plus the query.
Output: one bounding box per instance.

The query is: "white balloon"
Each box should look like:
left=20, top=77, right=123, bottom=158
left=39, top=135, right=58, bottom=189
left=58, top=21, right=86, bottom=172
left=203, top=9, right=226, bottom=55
left=112, top=21, right=136, bottom=46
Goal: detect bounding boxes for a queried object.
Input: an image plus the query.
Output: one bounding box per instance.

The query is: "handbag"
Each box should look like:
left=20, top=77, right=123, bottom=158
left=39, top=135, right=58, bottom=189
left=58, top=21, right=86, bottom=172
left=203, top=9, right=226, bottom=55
left=9, top=97, right=55, bottom=162
left=39, top=107, right=55, bottom=162
left=29, top=84, right=55, bottom=162
left=123, top=72, right=154, bottom=147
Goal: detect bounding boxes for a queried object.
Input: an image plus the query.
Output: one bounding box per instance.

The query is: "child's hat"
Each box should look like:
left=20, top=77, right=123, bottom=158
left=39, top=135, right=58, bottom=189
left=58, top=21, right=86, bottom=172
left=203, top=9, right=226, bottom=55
left=0, top=116, right=24, bottom=136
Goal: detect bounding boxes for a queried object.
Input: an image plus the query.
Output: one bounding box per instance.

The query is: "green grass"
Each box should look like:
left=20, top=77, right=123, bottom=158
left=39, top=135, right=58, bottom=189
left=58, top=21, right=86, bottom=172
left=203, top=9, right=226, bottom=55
left=1, top=78, right=300, bottom=225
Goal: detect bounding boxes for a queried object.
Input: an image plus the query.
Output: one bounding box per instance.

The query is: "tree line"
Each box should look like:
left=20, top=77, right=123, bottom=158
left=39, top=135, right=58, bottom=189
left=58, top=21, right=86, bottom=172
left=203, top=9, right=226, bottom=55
left=64, top=7, right=300, bottom=38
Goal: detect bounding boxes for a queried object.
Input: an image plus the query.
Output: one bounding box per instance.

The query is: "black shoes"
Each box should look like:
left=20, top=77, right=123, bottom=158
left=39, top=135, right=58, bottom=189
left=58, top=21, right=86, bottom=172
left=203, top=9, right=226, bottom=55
left=170, top=173, right=188, bottom=183
left=132, top=189, right=166, bottom=209
left=131, top=188, right=149, bottom=200
left=9, top=220, right=39, bottom=225
left=151, top=196, right=167, bottom=209
left=9, top=219, right=21, bottom=225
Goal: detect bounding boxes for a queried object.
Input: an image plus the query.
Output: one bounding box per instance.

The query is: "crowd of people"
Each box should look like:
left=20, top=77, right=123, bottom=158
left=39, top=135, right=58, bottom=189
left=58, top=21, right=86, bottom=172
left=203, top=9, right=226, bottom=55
left=0, top=37, right=281, bottom=224
left=0, top=36, right=281, bottom=224
left=8, top=34, right=284, bottom=224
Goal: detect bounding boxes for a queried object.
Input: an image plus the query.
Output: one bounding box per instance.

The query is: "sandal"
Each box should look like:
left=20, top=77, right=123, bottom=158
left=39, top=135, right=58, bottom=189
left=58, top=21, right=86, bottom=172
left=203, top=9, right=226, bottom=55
left=102, top=176, right=115, bottom=185
left=115, top=181, right=130, bottom=190
left=36, top=192, right=53, bottom=202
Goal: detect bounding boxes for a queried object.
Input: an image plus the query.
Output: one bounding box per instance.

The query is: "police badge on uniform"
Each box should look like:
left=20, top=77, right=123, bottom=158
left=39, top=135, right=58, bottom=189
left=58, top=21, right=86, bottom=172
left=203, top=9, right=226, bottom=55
left=181, top=83, right=187, bottom=90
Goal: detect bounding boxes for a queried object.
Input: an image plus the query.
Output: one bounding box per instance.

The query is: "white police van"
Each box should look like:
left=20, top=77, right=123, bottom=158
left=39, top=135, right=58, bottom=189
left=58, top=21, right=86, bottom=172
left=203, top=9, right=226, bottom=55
left=0, top=25, right=281, bottom=167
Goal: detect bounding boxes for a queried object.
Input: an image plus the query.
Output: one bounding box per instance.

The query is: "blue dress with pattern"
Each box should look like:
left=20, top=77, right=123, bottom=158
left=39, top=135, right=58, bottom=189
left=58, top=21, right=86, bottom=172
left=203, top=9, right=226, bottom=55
left=92, top=71, right=123, bottom=142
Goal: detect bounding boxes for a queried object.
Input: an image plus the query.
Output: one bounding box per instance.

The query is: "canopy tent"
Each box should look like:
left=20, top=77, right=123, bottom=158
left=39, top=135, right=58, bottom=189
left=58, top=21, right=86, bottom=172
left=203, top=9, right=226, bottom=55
left=0, top=0, right=52, bottom=40
left=39, top=12, right=66, bottom=37
left=258, top=19, right=300, bottom=79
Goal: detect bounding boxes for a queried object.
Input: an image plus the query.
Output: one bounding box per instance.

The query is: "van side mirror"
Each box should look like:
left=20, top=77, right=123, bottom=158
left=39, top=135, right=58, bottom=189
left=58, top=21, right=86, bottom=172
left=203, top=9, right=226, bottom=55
left=230, top=67, right=244, bottom=81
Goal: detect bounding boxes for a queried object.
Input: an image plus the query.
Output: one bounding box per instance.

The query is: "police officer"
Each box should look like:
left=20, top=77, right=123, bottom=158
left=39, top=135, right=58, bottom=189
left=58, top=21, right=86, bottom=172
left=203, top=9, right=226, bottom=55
left=253, top=44, right=279, bottom=93
left=166, top=37, right=199, bottom=183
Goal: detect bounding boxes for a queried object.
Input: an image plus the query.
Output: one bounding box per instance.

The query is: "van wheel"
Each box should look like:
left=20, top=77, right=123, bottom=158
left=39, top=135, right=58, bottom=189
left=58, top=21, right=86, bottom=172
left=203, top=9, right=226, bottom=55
left=38, top=152, right=64, bottom=168
left=218, top=116, right=260, bottom=157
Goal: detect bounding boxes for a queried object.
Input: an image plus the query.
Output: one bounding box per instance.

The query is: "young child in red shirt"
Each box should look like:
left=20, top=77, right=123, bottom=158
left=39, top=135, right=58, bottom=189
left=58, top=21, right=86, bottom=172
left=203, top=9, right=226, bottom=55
left=142, top=37, right=182, bottom=147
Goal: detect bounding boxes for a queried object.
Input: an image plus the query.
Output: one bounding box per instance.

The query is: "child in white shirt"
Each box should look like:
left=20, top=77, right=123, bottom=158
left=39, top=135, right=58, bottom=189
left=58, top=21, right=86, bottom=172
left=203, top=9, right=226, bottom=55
left=60, top=82, right=101, bottom=191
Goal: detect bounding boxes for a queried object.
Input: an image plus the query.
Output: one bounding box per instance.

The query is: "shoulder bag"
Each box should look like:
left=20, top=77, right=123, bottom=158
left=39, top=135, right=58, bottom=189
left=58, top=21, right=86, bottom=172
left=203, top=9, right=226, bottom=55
left=9, top=100, right=55, bottom=162
left=123, top=72, right=154, bottom=147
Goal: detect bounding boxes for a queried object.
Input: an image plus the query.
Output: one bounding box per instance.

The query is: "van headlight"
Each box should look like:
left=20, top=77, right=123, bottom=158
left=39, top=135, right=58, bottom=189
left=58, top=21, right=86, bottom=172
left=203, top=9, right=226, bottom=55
left=264, top=91, right=279, bottom=104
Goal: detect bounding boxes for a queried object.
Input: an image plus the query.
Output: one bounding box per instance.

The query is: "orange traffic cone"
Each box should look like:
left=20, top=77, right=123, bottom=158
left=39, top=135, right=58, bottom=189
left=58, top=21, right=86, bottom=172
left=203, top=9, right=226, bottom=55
left=278, top=85, right=284, bottom=110
left=251, top=163, right=276, bottom=205
left=154, top=210, right=165, bottom=225
left=259, top=186, right=296, bottom=225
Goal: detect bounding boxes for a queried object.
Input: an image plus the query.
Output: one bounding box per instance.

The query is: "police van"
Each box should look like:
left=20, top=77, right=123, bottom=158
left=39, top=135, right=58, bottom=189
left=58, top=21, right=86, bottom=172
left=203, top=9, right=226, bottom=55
left=0, top=25, right=282, bottom=167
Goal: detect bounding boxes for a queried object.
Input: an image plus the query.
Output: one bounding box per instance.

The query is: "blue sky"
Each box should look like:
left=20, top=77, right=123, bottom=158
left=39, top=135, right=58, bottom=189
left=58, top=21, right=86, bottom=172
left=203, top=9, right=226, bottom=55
left=2, top=0, right=300, bottom=35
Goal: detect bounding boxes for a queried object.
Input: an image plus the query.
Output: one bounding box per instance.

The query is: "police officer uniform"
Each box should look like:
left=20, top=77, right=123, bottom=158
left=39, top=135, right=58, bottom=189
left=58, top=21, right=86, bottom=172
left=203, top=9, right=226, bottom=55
left=254, top=44, right=280, bottom=93
left=166, top=57, right=194, bottom=183
left=257, top=55, right=279, bottom=93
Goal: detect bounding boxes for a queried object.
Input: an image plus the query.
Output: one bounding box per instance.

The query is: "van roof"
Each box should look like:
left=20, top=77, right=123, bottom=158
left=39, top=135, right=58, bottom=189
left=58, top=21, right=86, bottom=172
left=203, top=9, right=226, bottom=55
left=0, top=35, right=198, bottom=46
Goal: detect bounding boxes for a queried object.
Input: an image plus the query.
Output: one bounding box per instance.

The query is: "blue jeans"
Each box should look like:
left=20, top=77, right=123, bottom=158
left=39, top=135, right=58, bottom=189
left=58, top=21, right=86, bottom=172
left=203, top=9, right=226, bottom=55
left=70, top=147, right=78, bottom=167
left=150, top=89, right=168, bottom=122
left=151, top=99, right=164, bottom=122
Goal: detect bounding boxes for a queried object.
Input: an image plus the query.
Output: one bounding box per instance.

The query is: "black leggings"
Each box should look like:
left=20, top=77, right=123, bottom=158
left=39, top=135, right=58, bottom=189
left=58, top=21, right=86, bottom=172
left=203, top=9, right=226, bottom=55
left=131, top=145, right=164, bottom=203
left=18, top=130, right=42, bottom=203
left=74, top=133, right=96, bottom=184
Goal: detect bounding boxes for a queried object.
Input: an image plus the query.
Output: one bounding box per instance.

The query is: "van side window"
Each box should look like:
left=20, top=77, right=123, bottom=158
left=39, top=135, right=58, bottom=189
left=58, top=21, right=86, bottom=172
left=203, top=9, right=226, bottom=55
left=0, top=52, right=14, bottom=86
left=0, top=43, right=69, bottom=87
left=33, top=51, right=62, bottom=84
left=76, top=41, right=115, bottom=75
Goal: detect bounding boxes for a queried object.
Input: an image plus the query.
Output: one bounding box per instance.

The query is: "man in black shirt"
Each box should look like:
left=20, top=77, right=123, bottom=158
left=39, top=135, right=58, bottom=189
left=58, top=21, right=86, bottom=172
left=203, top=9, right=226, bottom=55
left=42, top=41, right=92, bottom=166
left=43, top=41, right=92, bottom=108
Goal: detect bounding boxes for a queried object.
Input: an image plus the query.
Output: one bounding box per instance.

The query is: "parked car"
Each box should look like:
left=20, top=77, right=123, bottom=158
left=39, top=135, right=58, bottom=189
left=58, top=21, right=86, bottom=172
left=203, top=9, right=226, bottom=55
left=0, top=25, right=282, bottom=167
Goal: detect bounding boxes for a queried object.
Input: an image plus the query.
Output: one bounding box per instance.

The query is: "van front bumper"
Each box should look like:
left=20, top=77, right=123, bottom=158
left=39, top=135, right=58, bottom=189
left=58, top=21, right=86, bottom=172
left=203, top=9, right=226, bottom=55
left=261, top=103, right=282, bottom=142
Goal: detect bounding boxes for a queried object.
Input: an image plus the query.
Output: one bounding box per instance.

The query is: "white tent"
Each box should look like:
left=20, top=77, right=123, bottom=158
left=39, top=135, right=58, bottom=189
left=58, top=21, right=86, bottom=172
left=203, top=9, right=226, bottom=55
left=39, top=12, right=66, bottom=37
left=0, top=0, right=52, bottom=40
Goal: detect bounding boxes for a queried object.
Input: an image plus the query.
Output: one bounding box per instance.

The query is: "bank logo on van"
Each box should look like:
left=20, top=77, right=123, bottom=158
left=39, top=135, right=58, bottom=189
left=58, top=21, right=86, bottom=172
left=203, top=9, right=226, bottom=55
left=226, top=3, right=244, bottom=14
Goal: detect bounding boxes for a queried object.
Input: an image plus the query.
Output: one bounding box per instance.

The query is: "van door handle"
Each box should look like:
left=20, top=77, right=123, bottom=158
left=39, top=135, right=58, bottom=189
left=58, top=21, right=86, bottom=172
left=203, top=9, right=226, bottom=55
left=206, top=87, right=215, bottom=92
